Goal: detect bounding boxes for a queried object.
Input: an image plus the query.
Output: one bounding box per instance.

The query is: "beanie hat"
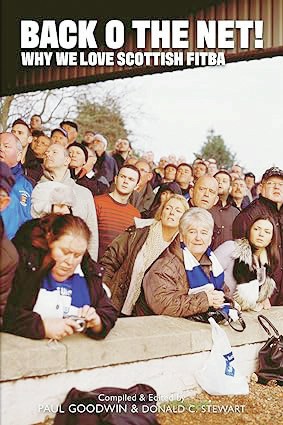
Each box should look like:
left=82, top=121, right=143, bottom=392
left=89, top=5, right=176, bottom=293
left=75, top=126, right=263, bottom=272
left=31, top=181, right=76, bottom=218
left=68, top=142, right=89, bottom=162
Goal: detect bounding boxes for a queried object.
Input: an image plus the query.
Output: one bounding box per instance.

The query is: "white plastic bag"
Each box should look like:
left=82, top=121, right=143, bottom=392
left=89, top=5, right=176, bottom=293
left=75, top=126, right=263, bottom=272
left=195, top=318, right=249, bottom=395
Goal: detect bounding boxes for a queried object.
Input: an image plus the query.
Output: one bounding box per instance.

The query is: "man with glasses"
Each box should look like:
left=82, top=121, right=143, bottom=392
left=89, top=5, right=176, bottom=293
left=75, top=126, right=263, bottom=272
left=233, top=167, right=283, bottom=305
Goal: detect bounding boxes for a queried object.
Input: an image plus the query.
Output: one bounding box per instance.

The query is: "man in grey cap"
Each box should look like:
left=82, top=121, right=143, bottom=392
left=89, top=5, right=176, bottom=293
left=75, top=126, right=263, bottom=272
left=233, top=166, right=283, bottom=305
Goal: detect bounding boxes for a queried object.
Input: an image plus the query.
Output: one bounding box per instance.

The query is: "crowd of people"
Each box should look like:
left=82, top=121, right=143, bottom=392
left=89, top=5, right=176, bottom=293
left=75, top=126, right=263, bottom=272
left=0, top=114, right=282, bottom=342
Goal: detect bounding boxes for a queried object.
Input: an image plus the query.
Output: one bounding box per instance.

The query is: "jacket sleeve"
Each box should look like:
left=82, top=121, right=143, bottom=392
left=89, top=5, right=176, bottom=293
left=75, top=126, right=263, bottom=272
left=143, top=258, right=210, bottom=317
left=84, top=189, right=99, bottom=261
left=214, top=240, right=237, bottom=296
left=100, top=230, right=131, bottom=287
left=0, top=236, right=19, bottom=329
left=86, top=279, right=118, bottom=340
left=3, top=268, right=46, bottom=339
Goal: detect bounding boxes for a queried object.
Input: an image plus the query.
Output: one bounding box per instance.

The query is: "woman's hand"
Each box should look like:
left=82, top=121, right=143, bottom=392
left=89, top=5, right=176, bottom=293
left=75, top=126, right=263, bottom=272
left=206, top=290, right=225, bottom=309
left=77, top=305, right=103, bottom=333
left=43, top=317, right=79, bottom=340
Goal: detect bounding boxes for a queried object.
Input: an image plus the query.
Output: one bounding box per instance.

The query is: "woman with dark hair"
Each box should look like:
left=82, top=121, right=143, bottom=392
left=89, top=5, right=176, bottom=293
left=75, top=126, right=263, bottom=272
left=215, top=215, right=278, bottom=311
left=3, top=214, right=117, bottom=340
left=142, top=182, right=182, bottom=219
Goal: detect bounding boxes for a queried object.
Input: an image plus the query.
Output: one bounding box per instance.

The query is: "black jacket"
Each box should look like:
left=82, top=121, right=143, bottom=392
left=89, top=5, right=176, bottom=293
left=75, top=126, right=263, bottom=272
left=3, top=219, right=118, bottom=339
left=94, top=152, right=118, bottom=185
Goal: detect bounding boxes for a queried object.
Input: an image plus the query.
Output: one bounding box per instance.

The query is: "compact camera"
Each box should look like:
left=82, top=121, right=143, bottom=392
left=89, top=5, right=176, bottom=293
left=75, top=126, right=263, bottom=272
left=65, top=316, right=86, bottom=332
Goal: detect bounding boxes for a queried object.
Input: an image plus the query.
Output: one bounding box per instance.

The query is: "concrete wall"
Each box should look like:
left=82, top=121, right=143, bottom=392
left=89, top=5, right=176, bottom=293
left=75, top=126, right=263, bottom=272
left=1, top=307, right=282, bottom=425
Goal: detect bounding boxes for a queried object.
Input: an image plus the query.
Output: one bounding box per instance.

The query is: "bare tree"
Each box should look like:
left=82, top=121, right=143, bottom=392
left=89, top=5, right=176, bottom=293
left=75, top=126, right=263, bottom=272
left=0, top=80, right=149, bottom=153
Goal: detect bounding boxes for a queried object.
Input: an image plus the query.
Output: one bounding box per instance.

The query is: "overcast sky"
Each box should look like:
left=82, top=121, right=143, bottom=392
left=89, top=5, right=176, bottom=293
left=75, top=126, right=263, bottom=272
left=99, top=56, right=283, bottom=181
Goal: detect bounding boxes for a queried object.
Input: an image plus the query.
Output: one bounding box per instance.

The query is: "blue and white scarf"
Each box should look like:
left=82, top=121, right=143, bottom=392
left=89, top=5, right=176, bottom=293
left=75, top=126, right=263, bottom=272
left=181, top=243, right=224, bottom=294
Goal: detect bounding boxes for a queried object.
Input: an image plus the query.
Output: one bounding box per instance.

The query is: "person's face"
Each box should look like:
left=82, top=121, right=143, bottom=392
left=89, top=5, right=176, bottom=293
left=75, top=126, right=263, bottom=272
left=32, top=136, right=51, bottom=157
left=117, top=139, right=129, bottom=153
left=193, top=163, right=207, bottom=179
left=182, top=221, right=213, bottom=260
left=207, top=163, right=217, bottom=176
left=191, top=176, right=219, bottom=209
left=261, top=177, right=283, bottom=205
left=115, top=167, right=139, bottom=195
left=176, top=165, right=192, bottom=186
left=44, top=144, right=70, bottom=171
left=168, top=154, right=177, bottom=164
left=61, top=124, right=78, bottom=143
left=68, top=146, right=86, bottom=168
left=50, top=234, right=87, bottom=282
left=231, top=179, right=246, bottom=200
left=249, top=219, right=273, bottom=250
left=158, top=157, right=168, bottom=169
left=215, top=173, right=231, bottom=196
left=0, top=135, right=21, bottom=167
left=160, top=190, right=173, bottom=204
left=93, top=139, right=105, bottom=154
left=84, top=149, right=97, bottom=172
left=164, top=166, right=176, bottom=181
left=84, top=132, right=96, bottom=144
left=135, top=162, right=152, bottom=188
left=52, top=204, right=72, bottom=215
left=30, top=115, right=42, bottom=130
left=245, top=176, right=255, bottom=190
left=145, top=151, right=154, bottom=163
left=231, top=165, right=242, bottom=176
left=161, top=198, right=186, bottom=229
left=11, top=124, right=31, bottom=148
left=51, top=131, right=69, bottom=147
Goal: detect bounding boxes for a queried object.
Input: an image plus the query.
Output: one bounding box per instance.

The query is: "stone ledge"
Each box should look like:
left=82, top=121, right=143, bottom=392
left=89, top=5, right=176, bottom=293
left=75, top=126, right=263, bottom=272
left=1, top=307, right=282, bottom=382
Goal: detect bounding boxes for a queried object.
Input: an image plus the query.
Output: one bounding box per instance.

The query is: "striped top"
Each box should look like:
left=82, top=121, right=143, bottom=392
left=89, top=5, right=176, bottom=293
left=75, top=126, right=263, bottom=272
left=94, top=194, right=141, bottom=259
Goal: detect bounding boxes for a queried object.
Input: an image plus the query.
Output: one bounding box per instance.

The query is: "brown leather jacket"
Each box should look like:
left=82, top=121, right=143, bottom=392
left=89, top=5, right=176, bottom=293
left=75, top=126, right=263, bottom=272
left=101, top=226, right=150, bottom=312
left=142, top=237, right=210, bottom=317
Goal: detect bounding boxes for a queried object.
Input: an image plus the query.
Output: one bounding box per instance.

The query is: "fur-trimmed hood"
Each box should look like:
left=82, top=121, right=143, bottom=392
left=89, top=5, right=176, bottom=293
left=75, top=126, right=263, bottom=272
left=231, top=239, right=276, bottom=311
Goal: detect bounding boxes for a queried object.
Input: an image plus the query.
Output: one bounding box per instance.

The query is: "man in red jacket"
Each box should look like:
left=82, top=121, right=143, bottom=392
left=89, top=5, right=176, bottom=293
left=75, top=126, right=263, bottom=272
left=232, top=166, right=283, bottom=305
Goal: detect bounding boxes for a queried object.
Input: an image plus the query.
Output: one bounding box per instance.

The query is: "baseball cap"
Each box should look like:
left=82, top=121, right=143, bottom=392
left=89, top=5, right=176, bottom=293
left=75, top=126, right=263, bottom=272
left=51, top=128, right=68, bottom=138
left=261, top=167, right=283, bottom=182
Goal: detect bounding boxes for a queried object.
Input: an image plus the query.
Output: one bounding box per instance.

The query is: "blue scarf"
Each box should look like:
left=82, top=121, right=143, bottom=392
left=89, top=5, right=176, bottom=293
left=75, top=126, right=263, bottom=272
left=181, top=242, right=224, bottom=293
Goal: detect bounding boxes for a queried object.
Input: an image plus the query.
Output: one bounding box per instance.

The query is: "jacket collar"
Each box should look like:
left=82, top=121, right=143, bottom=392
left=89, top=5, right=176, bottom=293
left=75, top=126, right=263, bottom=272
left=11, top=162, right=24, bottom=179
left=259, top=194, right=282, bottom=212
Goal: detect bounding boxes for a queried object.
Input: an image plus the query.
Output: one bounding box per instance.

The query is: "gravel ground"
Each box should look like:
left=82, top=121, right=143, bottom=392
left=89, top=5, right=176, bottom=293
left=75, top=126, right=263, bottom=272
left=157, top=381, right=283, bottom=425
left=39, top=381, right=282, bottom=425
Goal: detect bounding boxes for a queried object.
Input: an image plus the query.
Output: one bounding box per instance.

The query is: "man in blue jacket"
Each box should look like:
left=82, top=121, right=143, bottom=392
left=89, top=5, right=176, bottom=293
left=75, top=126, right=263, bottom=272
left=0, top=132, right=33, bottom=239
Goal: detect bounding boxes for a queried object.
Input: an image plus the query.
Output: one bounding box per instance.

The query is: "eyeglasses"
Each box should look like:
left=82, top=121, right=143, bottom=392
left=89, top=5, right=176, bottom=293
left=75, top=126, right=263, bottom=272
left=265, top=181, right=283, bottom=188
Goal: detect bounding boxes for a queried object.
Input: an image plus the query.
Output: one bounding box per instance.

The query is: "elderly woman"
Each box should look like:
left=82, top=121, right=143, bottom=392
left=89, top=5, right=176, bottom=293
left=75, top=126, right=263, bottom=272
left=101, top=194, right=189, bottom=316
left=3, top=214, right=117, bottom=340
left=214, top=216, right=278, bottom=311
left=142, top=208, right=225, bottom=317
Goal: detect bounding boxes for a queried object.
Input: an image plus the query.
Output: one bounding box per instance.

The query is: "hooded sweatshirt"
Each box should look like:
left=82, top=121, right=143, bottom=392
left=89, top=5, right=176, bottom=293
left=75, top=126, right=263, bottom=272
left=37, top=169, right=99, bottom=261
